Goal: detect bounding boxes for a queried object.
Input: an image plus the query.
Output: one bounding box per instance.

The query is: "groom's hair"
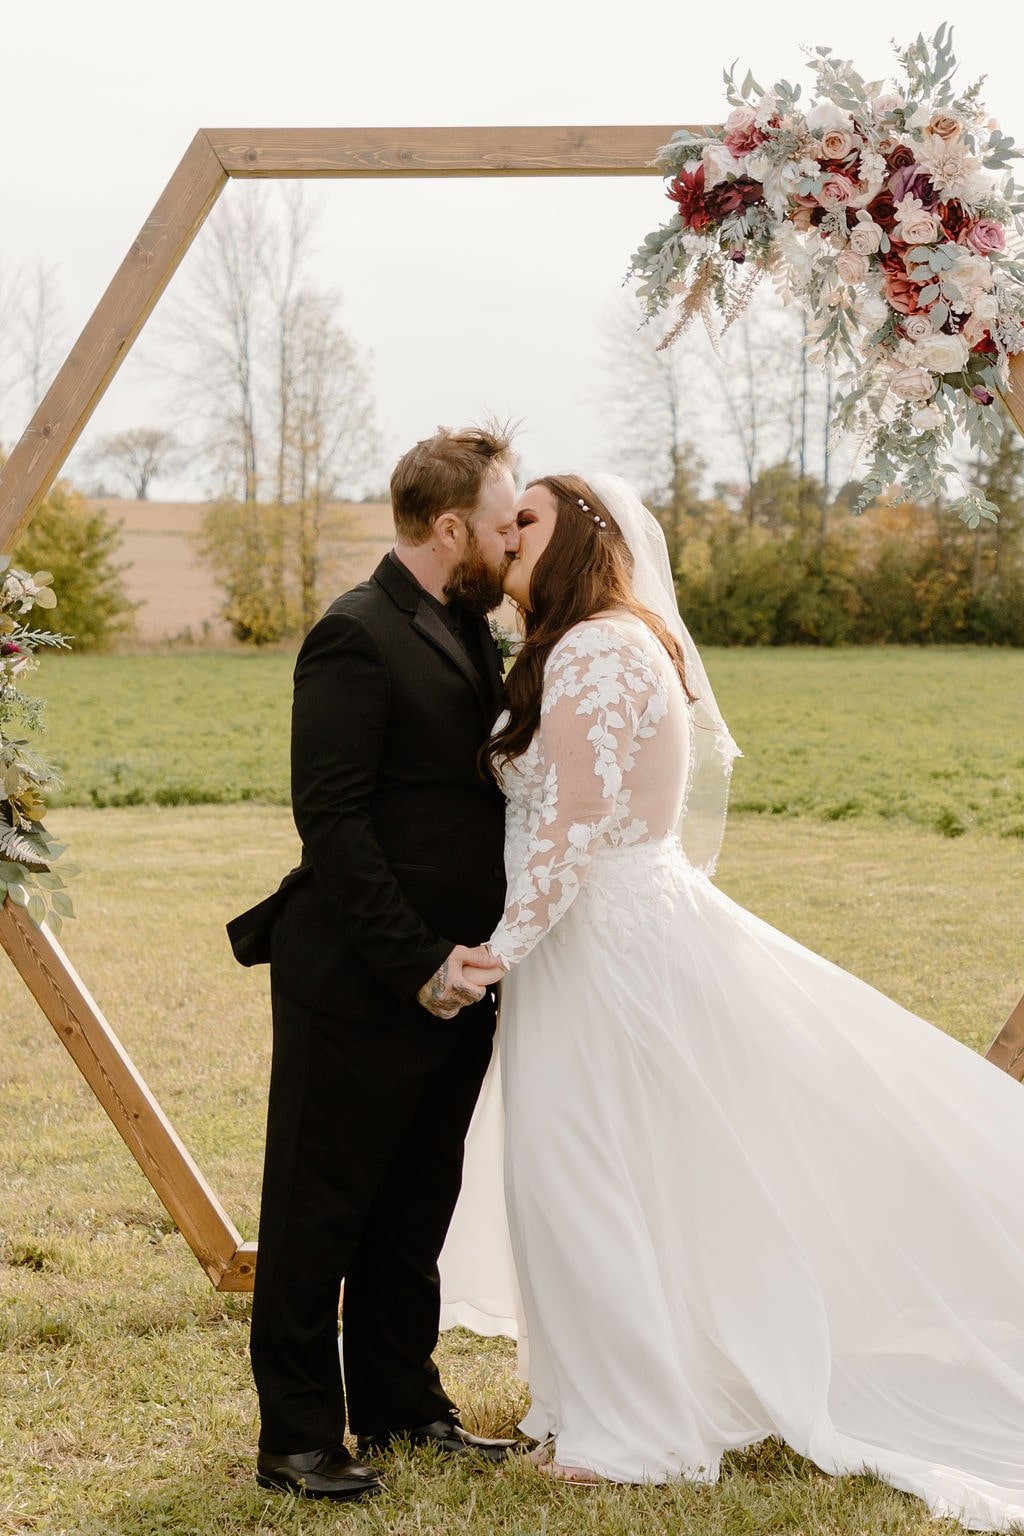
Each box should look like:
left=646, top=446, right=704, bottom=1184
left=391, top=422, right=515, bottom=543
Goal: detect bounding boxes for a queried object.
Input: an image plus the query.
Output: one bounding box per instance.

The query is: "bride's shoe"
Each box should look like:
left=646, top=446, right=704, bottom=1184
left=536, top=1455, right=606, bottom=1486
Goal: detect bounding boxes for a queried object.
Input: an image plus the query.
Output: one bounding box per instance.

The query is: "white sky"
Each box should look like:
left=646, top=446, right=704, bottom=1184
left=3, top=0, right=1022, bottom=497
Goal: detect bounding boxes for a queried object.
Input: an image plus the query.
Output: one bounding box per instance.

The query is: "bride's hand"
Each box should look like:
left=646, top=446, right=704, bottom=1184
left=462, top=963, right=506, bottom=988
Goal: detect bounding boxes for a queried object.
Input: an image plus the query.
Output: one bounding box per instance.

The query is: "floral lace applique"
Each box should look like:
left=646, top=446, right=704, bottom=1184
left=489, top=618, right=676, bottom=968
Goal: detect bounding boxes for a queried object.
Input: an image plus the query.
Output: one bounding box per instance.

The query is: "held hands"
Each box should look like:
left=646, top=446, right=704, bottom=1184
left=417, top=944, right=499, bottom=1020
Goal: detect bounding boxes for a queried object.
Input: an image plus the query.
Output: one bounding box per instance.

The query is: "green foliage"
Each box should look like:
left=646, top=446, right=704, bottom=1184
left=671, top=456, right=1024, bottom=648
left=196, top=498, right=363, bottom=645
left=0, top=805, right=1019, bottom=1531
left=13, top=480, right=136, bottom=651
left=18, top=649, right=1024, bottom=840
left=0, top=559, right=77, bottom=928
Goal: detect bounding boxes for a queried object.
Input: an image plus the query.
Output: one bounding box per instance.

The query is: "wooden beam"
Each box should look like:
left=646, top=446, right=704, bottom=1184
left=1000, top=353, right=1024, bottom=438
left=0, top=131, right=227, bottom=552
left=985, top=990, right=1024, bottom=1080
left=0, top=897, right=247, bottom=1287
left=207, top=124, right=686, bottom=178
left=215, top=1241, right=258, bottom=1292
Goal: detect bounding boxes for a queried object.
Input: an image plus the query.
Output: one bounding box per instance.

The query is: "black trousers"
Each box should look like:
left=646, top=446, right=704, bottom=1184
left=250, top=986, right=495, bottom=1452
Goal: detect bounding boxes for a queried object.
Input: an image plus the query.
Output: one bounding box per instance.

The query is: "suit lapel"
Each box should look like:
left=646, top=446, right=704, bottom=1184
left=373, top=554, right=502, bottom=717
left=410, top=601, right=489, bottom=707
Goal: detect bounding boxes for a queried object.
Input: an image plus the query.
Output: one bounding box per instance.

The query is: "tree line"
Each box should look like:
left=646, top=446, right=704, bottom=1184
left=3, top=208, right=1024, bottom=649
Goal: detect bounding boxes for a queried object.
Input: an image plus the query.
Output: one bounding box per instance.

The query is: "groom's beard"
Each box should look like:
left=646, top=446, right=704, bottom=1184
left=443, top=530, right=510, bottom=615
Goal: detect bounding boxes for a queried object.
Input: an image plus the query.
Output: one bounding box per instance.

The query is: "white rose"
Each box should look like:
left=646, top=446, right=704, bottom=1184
left=972, top=292, right=1000, bottom=319
left=914, top=333, right=970, bottom=373
left=902, top=314, right=933, bottom=341
left=857, top=292, right=890, bottom=330
left=950, top=249, right=995, bottom=296
left=703, top=141, right=742, bottom=188
left=890, top=366, right=938, bottom=402
left=908, top=105, right=933, bottom=129
left=753, top=91, right=779, bottom=128
left=911, top=403, right=944, bottom=429
left=871, top=93, right=904, bottom=116
left=849, top=218, right=883, bottom=255
left=805, top=101, right=854, bottom=134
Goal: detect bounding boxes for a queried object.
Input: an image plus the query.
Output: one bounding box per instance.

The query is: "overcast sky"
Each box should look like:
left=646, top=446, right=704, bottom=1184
left=3, top=0, right=1020, bottom=499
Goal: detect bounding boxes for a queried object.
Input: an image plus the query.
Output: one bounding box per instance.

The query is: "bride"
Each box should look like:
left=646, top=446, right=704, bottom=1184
left=440, top=471, right=1024, bottom=1530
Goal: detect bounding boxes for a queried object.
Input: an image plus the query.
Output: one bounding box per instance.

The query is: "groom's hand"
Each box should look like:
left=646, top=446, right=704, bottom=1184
left=417, top=945, right=493, bottom=1019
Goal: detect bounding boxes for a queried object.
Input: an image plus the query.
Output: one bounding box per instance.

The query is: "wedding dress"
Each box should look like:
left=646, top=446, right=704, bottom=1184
left=438, top=602, right=1024, bottom=1531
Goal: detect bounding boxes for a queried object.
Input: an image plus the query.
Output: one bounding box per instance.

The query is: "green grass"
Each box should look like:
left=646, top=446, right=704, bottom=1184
left=24, top=647, right=1024, bottom=837
left=1, top=806, right=1020, bottom=1533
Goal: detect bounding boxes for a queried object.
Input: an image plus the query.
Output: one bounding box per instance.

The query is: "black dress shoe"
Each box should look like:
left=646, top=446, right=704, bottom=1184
left=357, top=1416, right=519, bottom=1462
left=256, top=1444, right=382, bottom=1500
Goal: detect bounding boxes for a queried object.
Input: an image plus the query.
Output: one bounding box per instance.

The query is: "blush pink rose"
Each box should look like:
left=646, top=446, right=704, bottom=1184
left=890, top=367, right=937, bottom=403
left=821, top=129, right=858, bottom=161
left=896, top=209, right=941, bottom=244
left=963, top=219, right=1006, bottom=256
left=817, top=175, right=857, bottom=208
left=723, top=105, right=767, bottom=157
left=836, top=249, right=869, bottom=283
left=902, top=314, right=933, bottom=342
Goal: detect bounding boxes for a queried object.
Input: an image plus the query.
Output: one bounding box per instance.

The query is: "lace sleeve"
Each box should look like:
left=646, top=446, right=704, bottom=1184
left=487, top=622, right=667, bottom=969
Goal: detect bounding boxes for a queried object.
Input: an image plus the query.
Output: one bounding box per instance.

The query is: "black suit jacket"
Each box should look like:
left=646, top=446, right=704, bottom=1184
left=228, top=555, right=508, bottom=1024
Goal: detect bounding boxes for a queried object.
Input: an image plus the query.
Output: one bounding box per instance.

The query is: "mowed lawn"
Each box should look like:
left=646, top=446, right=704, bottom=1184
left=0, top=645, right=1022, bottom=1535
left=29, top=646, right=1024, bottom=839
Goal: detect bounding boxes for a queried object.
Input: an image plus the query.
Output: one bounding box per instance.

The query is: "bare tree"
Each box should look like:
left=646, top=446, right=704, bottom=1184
left=599, top=304, right=705, bottom=568
left=89, top=427, right=181, bottom=499
left=16, top=259, right=66, bottom=414
left=170, top=185, right=381, bottom=638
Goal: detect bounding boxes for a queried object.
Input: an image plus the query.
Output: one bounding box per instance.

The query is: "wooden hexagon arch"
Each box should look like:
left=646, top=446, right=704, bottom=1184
left=1, top=126, right=1023, bottom=1291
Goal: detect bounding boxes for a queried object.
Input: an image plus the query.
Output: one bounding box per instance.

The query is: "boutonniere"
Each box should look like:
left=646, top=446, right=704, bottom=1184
left=488, top=619, right=523, bottom=675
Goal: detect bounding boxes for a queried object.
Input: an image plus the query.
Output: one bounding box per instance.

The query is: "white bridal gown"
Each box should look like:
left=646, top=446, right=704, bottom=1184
left=438, top=611, right=1024, bottom=1532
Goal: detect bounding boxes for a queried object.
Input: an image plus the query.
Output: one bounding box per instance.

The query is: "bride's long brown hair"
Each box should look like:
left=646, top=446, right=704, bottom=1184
left=488, top=475, right=694, bottom=774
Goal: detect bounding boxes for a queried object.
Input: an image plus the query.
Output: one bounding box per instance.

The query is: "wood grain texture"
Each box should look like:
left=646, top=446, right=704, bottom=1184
left=207, top=124, right=693, bottom=178
left=0, top=897, right=245, bottom=1286
left=216, top=1241, right=257, bottom=1292
left=985, top=991, right=1024, bottom=1081
left=0, top=131, right=227, bottom=552
left=1000, top=353, right=1024, bottom=437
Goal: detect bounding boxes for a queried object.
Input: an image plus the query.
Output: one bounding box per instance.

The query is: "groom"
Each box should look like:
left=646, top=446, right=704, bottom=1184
left=229, top=424, right=520, bottom=1500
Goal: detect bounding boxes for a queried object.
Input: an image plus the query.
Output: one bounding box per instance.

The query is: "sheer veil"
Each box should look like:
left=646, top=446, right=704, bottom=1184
left=585, top=473, right=741, bottom=875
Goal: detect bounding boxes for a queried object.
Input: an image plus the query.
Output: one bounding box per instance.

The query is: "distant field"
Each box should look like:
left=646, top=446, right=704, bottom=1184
left=26, top=646, right=1024, bottom=838
left=90, top=497, right=392, bottom=642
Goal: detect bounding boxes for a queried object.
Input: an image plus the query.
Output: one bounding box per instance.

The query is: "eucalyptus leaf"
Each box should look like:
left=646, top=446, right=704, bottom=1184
left=26, top=894, right=46, bottom=927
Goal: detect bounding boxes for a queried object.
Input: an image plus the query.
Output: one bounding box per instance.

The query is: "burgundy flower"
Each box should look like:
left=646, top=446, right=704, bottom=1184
left=667, top=163, right=711, bottom=232
left=939, top=199, right=971, bottom=242
left=888, top=163, right=938, bottom=209
left=865, top=189, right=899, bottom=232
left=705, top=175, right=764, bottom=219
left=0, top=641, right=22, bottom=658
left=886, top=144, right=916, bottom=172
left=972, top=385, right=995, bottom=404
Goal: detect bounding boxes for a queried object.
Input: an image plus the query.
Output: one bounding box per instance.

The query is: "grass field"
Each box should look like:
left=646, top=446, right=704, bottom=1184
left=25, top=646, right=1024, bottom=837
left=1, top=645, right=1022, bottom=1533
left=1, top=796, right=1021, bottom=1534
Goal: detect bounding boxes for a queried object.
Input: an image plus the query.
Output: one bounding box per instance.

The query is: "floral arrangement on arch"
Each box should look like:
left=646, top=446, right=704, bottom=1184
left=0, top=558, right=76, bottom=931
left=630, top=26, right=1024, bottom=525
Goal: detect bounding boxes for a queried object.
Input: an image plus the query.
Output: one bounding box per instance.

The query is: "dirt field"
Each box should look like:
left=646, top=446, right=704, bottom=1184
left=90, top=497, right=396, bottom=643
